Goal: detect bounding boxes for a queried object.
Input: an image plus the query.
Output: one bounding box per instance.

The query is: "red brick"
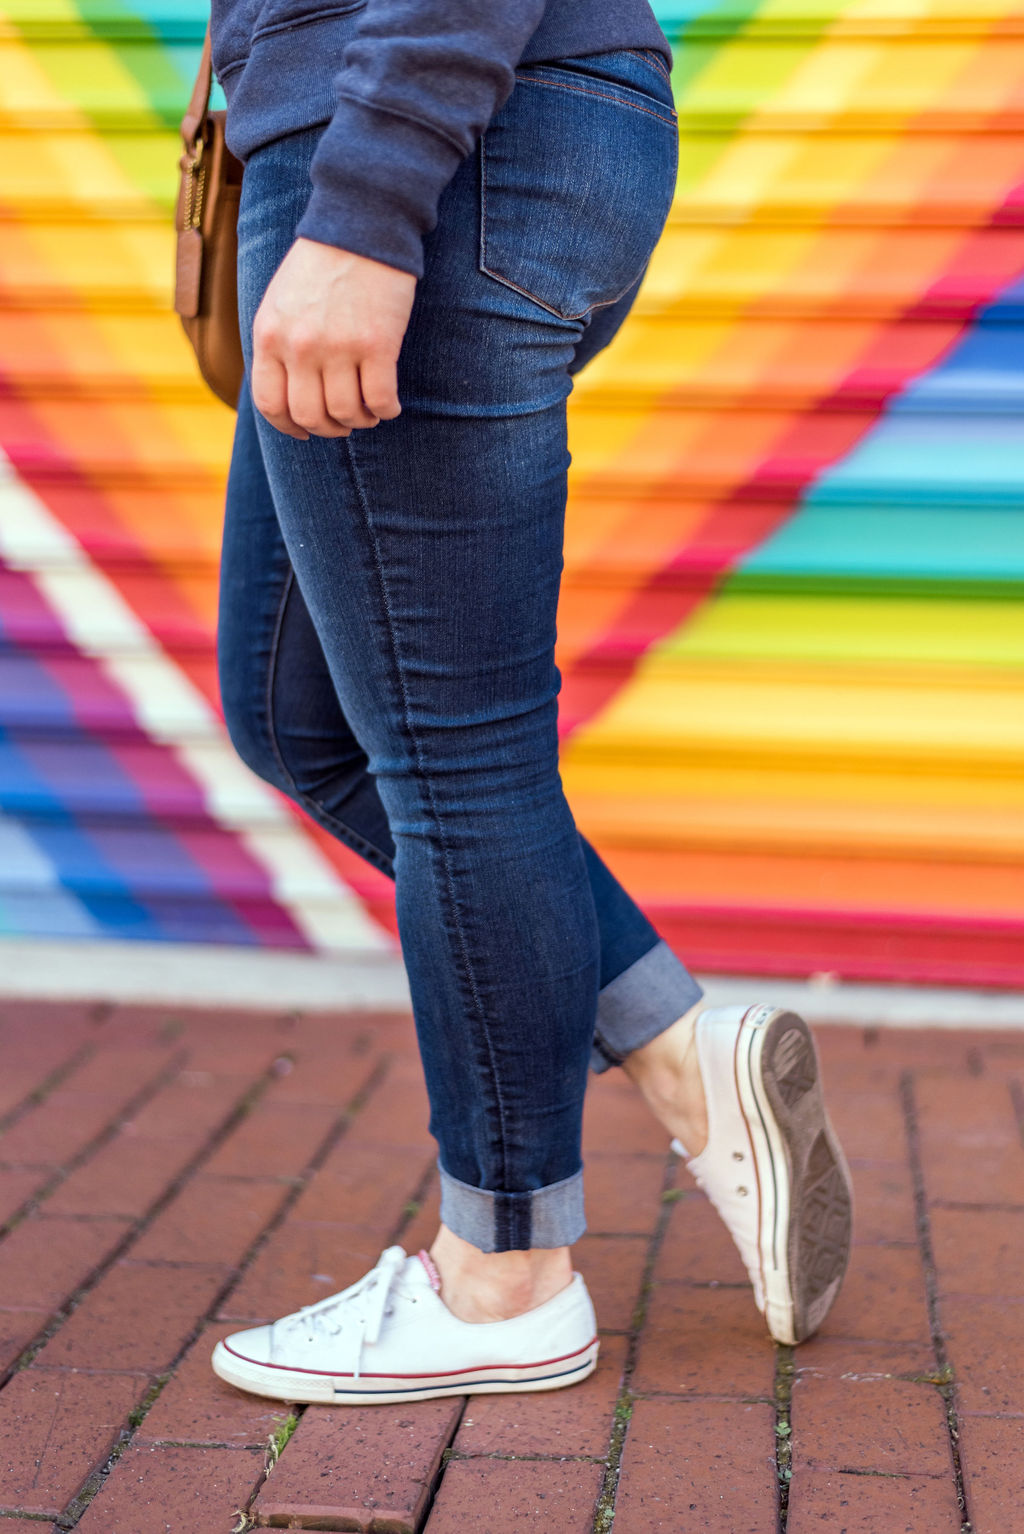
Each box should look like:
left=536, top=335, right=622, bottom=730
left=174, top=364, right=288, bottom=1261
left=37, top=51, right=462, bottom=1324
left=846, top=1163, right=918, bottom=1245
left=613, top=1398, right=777, bottom=1534
left=786, top=1469, right=963, bottom=1533
left=137, top=1322, right=289, bottom=1448
left=813, top=1034, right=900, bottom=1094
left=943, top=1297, right=1024, bottom=1415
left=818, top=1246, right=932, bottom=1345
left=121, top=1071, right=255, bottom=1141
left=0, top=1368, right=144, bottom=1516
left=0, top=1215, right=127, bottom=1309
left=0, top=1168, right=48, bottom=1226
left=916, top=1076, right=1023, bottom=1204
left=632, top=1284, right=775, bottom=1398
left=265, top=1046, right=387, bottom=1110
left=573, top=1234, right=649, bottom=1333
left=255, top=1398, right=462, bottom=1531
left=0, top=1068, right=52, bottom=1122
left=220, top=1223, right=385, bottom=1324
left=824, top=1091, right=908, bottom=1163
left=203, top=1100, right=339, bottom=1178
left=0, top=1309, right=49, bottom=1374
left=931, top=1208, right=1024, bottom=1297
left=957, top=1415, right=1024, bottom=1534
left=339, top=1055, right=433, bottom=1148
left=453, top=1332, right=627, bottom=1458
left=584, top=1152, right=666, bottom=1235
left=291, top=1144, right=435, bottom=1228
left=44, top=1136, right=199, bottom=1217
left=34, top=1260, right=230, bottom=1372
left=793, top=1336, right=937, bottom=1383
left=130, top=1174, right=289, bottom=1265
left=0, top=1003, right=94, bottom=1050
left=424, top=1456, right=604, bottom=1534
left=653, top=1189, right=748, bottom=1286
left=0, top=1094, right=135, bottom=1167
left=583, top=1074, right=667, bottom=1155
left=55, top=1046, right=174, bottom=1100
left=791, top=1373, right=952, bottom=1475
left=396, top=1173, right=442, bottom=1256
left=74, top=1443, right=263, bottom=1534
left=0, top=1048, right=91, bottom=1120
left=0, top=1520, right=62, bottom=1533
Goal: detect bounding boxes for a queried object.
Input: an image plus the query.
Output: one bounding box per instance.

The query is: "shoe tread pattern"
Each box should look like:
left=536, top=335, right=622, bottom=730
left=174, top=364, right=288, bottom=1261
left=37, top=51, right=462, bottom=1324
left=759, top=1012, right=853, bottom=1342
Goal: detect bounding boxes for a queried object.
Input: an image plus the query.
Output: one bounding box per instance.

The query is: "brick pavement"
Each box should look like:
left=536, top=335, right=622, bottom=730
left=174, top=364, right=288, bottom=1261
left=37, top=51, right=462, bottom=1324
left=0, top=1000, right=1021, bottom=1532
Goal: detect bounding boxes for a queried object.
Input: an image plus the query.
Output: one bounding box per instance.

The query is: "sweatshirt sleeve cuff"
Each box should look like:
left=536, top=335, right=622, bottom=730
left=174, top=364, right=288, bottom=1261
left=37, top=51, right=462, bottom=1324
left=295, top=94, right=469, bottom=279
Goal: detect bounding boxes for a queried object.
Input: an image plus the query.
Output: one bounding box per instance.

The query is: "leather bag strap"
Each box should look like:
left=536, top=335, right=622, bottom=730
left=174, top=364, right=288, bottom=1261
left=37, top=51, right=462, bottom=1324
left=181, top=22, right=214, bottom=152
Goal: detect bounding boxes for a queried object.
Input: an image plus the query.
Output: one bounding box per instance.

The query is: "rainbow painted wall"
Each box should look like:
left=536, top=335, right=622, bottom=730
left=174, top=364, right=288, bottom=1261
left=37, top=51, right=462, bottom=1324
left=1, top=0, right=1022, bottom=984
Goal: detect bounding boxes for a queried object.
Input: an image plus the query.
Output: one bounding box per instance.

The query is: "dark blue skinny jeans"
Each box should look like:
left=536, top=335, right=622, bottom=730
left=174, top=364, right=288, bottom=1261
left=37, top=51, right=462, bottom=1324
left=219, top=46, right=703, bottom=1251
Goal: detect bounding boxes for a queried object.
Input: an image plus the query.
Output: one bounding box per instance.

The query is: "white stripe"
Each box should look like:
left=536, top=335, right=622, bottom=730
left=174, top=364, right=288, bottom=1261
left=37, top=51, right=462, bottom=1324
left=0, top=449, right=392, bottom=953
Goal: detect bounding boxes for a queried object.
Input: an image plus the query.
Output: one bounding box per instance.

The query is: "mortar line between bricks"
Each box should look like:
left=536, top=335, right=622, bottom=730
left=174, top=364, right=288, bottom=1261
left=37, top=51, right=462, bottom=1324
left=1, top=1046, right=272, bottom=1387
left=407, top=1400, right=469, bottom=1534
left=900, top=1071, right=972, bottom=1534
left=243, top=1061, right=465, bottom=1534
left=0, top=1040, right=97, bottom=1138
left=773, top=1344, right=794, bottom=1533
left=1008, top=1078, right=1024, bottom=1149
left=51, top=1050, right=394, bottom=1531
left=592, top=1149, right=681, bottom=1534
left=0, top=1050, right=190, bottom=1242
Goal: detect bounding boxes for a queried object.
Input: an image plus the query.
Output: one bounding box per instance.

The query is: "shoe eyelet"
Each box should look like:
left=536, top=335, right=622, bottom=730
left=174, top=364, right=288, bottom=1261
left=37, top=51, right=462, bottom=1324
left=737, top=1186, right=749, bottom=1197
left=732, top=1151, right=744, bottom=1161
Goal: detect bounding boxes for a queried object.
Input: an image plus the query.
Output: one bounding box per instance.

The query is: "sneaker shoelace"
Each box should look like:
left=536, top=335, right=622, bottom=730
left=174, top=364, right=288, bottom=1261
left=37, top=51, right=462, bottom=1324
left=274, top=1244, right=409, bottom=1378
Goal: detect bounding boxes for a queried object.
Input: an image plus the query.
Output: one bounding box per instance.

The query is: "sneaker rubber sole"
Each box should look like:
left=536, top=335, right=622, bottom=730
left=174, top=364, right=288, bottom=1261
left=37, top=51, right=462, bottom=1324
left=211, top=1336, right=599, bottom=1405
left=738, top=1005, right=853, bottom=1344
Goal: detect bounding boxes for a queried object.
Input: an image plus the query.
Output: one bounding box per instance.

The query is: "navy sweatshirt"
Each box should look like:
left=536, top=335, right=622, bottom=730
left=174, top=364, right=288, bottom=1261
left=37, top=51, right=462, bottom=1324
left=211, top=1, right=672, bottom=278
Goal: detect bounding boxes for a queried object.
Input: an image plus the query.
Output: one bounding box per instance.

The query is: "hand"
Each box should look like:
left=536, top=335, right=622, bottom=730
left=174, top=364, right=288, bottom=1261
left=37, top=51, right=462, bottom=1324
left=251, top=237, right=417, bottom=440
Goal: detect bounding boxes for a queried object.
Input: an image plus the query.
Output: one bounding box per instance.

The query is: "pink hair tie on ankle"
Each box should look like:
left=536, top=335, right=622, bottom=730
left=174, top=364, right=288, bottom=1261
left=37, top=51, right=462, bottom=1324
left=417, top=1249, right=443, bottom=1292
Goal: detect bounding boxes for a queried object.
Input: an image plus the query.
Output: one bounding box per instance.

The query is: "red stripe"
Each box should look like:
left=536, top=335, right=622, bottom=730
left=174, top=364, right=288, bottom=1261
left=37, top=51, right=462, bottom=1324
left=222, top=1334, right=599, bottom=1380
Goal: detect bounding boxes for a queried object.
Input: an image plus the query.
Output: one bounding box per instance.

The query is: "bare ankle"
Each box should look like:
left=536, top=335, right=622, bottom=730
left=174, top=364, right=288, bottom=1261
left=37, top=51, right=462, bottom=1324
left=622, top=1002, right=710, bottom=1156
left=428, top=1225, right=574, bottom=1323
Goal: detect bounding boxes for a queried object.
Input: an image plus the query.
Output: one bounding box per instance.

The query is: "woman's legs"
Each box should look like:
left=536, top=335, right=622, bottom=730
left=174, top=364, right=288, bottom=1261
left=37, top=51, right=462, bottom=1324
left=226, top=57, right=687, bottom=1331
left=220, top=383, right=704, bottom=1084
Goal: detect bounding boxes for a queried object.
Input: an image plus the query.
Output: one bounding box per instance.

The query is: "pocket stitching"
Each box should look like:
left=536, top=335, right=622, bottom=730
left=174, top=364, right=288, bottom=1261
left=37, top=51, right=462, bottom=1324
left=623, top=47, right=673, bottom=87
left=479, top=135, right=669, bottom=321
left=509, top=71, right=678, bottom=129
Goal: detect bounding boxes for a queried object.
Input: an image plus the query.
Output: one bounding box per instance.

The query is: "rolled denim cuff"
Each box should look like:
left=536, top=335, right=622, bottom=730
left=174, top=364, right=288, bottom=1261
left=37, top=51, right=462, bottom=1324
left=590, top=939, right=703, bottom=1074
left=438, top=1162, right=586, bottom=1252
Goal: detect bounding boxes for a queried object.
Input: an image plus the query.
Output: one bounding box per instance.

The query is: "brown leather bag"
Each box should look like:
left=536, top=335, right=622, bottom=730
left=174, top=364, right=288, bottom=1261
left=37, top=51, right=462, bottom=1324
left=174, top=24, right=244, bottom=409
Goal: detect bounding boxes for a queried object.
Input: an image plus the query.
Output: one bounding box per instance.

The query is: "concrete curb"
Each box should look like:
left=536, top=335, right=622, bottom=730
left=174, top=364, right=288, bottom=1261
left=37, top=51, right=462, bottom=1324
left=1, top=937, right=1023, bottom=1028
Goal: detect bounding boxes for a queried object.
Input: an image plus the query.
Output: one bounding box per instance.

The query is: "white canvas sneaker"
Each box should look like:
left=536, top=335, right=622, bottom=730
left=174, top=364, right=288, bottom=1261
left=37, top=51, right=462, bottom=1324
left=671, top=1003, right=853, bottom=1346
left=212, top=1244, right=599, bottom=1405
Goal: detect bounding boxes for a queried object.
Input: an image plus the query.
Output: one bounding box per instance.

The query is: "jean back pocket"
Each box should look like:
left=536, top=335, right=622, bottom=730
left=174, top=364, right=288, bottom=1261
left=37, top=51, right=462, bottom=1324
left=479, top=51, right=678, bottom=322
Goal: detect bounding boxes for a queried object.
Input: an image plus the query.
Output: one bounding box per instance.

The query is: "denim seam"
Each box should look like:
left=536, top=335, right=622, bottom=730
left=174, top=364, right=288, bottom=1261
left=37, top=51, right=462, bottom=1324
left=339, top=436, right=515, bottom=1238
left=264, top=564, right=303, bottom=794
left=591, top=1032, right=625, bottom=1068
left=509, top=73, right=678, bottom=129
left=265, top=565, right=395, bottom=877
left=623, top=47, right=674, bottom=86
left=479, top=137, right=654, bottom=324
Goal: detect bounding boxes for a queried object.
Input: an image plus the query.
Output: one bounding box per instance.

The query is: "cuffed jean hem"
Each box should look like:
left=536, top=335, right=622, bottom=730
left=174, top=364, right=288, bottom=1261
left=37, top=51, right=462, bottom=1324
left=438, top=1162, right=586, bottom=1252
left=590, top=939, right=704, bottom=1074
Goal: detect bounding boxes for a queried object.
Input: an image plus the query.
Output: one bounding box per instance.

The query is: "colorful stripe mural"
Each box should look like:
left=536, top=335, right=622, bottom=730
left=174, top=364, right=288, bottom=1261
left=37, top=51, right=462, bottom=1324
left=0, top=0, right=1022, bottom=983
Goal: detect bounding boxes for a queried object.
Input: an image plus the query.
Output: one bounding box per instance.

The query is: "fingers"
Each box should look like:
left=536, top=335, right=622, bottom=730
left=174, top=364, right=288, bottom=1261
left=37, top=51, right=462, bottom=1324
left=324, top=359, right=380, bottom=432
left=358, top=352, right=401, bottom=421
left=250, top=351, right=309, bottom=441
left=256, top=347, right=399, bottom=439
